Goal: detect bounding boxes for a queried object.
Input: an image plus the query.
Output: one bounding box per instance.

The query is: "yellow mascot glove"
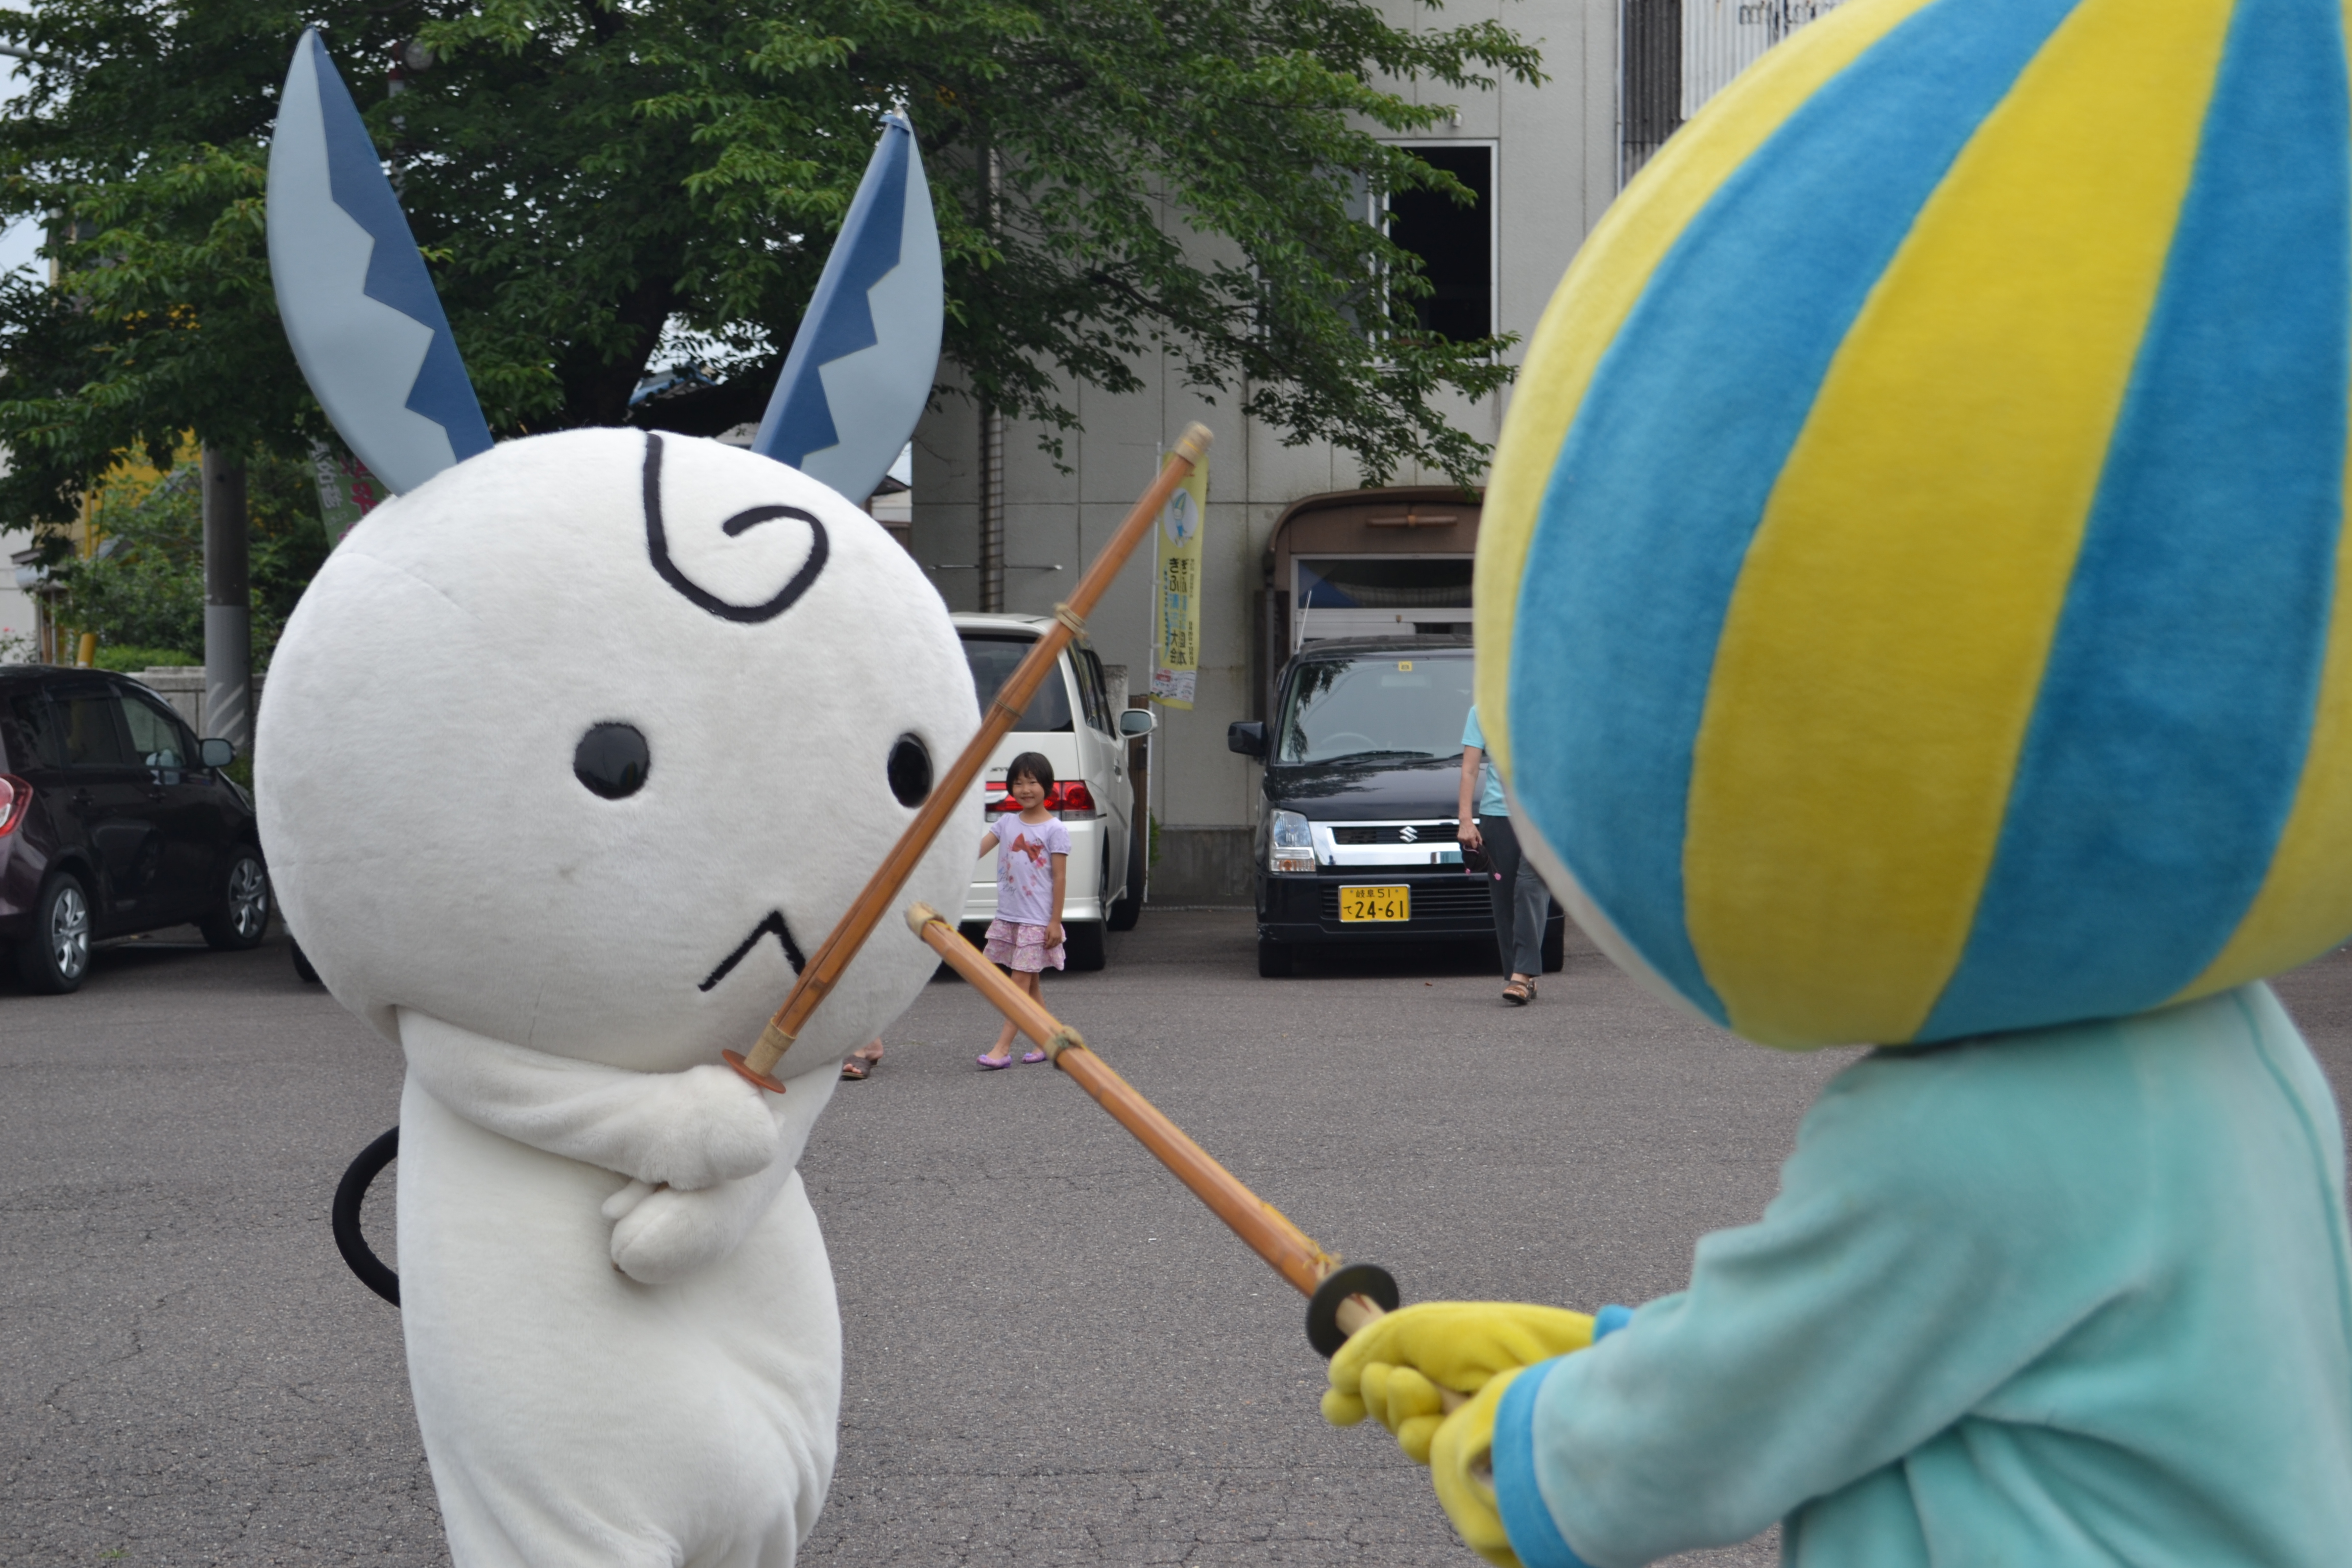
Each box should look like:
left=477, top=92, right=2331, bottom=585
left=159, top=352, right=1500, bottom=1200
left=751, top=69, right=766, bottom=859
left=1429, top=1369, right=1520, bottom=1567
left=1323, top=1301, right=1594, bottom=1464
left=1349, top=1358, right=1451, bottom=1462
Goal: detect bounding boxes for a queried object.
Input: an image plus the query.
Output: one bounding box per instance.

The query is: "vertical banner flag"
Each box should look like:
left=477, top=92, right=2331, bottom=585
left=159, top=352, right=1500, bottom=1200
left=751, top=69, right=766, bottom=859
left=309, top=441, right=387, bottom=548
left=1152, top=448, right=1207, bottom=708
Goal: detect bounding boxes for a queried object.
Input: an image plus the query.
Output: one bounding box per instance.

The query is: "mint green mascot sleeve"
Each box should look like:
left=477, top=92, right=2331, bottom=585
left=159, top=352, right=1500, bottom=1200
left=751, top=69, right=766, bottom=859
left=1489, top=986, right=2352, bottom=1566
left=1364, top=0, right=2352, bottom=1562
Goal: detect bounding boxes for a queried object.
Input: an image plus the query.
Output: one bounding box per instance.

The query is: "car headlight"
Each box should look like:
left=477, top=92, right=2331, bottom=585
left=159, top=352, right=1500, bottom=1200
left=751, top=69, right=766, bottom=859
left=1268, top=809, right=1316, bottom=874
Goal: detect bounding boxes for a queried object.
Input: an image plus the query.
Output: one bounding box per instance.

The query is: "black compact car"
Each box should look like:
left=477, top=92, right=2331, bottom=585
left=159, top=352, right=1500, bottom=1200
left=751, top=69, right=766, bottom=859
left=0, top=665, right=270, bottom=993
left=1229, top=636, right=1564, bottom=978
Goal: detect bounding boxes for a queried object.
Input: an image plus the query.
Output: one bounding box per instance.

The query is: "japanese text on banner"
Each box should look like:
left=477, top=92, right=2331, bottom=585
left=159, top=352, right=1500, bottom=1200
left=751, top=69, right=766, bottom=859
left=1152, top=448, right=1208, bottom=708
left=309, top=441, right=387, bottom=549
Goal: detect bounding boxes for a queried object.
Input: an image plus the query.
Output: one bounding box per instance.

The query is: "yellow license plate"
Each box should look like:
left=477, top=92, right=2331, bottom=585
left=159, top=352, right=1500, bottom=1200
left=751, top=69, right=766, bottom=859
left=1339, top=885, right=1411, bottom=923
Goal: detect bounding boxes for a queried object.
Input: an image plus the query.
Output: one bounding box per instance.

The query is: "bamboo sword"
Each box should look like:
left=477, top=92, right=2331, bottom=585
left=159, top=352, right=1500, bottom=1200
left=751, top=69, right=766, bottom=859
left=723, top=423, right=1212, bottom=1094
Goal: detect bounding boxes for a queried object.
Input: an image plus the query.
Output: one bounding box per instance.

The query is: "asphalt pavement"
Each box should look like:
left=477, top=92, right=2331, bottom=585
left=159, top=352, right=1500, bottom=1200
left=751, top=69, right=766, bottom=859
left=6, top=912, right=2350, bottom=1566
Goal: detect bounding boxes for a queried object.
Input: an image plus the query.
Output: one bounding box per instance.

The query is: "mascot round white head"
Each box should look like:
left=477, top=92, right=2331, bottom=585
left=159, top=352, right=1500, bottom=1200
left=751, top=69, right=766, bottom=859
left=260, top=428, right=971, bottom=1071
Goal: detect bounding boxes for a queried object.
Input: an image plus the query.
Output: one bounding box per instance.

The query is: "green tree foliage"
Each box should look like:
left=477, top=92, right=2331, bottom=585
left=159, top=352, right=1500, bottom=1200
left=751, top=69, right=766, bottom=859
left=47, top=450, right=331, bottom=667
left=0, top=0, right=1539, bottom=529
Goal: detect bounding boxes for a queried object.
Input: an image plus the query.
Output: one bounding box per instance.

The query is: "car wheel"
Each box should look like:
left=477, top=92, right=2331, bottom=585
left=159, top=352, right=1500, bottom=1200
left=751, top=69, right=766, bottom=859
left=200, top=850, right=272, bottom=951
left=16, top=873, right=92, bottom=994
left=1257, top=937, right=1294, bottom=978
left=290, top=938, right=321, bottom=985
left=1542, top=913, right=1566, bottom=974
left=1107, top=821, right=1146, bottom=932
left=1063, top=921, right=1107, bottom=972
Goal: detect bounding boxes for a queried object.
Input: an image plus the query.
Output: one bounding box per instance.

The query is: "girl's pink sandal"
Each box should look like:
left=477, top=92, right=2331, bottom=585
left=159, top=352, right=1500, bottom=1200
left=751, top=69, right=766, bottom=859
left=1021, top=1049, right=1048, bottom=1064
left=976, top=1053, right=1013, bottom=1070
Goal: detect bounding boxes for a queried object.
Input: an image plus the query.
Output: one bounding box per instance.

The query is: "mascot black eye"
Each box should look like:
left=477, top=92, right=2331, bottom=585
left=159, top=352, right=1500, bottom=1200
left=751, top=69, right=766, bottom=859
left=887, top=733, right=932, bottom=807
left=575, top=723, right=651, bottom=799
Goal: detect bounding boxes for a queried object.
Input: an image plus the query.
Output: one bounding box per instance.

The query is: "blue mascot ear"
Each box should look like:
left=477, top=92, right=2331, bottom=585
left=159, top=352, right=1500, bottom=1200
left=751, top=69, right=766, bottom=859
left=752, top=113, right=944, bottom=504
left=267, top=28, right=495, bottom=496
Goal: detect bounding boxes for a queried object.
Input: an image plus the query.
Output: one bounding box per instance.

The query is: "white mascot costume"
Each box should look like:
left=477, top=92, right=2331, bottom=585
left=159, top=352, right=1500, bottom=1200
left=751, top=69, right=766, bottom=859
left=257, top=32, right=961, bottom=1567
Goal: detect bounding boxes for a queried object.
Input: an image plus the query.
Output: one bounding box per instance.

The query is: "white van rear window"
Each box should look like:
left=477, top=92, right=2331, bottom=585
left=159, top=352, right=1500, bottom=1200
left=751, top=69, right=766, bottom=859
left=959, top=633, right=1073, bottom=732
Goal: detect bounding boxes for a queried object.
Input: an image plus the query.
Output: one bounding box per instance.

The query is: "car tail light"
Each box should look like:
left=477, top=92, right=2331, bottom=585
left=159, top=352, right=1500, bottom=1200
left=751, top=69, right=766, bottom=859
left=0, top=775, right=29, bottom=837
left=983, top=779, right=1100, bottom=820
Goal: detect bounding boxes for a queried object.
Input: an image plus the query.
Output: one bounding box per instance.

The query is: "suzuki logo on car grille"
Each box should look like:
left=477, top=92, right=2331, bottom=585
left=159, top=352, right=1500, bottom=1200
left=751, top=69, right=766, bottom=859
left=1331, top=821, right=1450, bottom=846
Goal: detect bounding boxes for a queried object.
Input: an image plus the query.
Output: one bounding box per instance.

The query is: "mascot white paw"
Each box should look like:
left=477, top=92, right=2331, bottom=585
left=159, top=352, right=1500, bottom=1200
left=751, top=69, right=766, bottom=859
left=605, top=1171, right=796, bottom=1286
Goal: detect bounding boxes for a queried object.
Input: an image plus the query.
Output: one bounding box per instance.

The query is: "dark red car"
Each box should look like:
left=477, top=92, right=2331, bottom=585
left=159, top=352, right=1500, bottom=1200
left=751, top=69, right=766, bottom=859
left=0, top=665, right=270, bottom=993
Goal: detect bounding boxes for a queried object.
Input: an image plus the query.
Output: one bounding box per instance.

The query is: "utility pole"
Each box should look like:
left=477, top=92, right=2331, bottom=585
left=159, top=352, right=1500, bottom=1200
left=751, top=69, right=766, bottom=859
left=978, top=406, right=1004, bottom=611
left=201, top=447, right=252, bottom=749
left=976, top=141, right=1004, bottom=612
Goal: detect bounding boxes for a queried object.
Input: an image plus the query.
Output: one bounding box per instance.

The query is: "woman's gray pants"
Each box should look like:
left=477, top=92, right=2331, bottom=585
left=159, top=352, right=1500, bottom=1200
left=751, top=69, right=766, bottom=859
left=1479, top=814, right=1552, bottom=979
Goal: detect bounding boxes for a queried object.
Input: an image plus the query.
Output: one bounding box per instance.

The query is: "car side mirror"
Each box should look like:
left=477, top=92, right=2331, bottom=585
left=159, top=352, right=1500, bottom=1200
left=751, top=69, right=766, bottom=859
left=200, top=738, right=235, bottom=768
left=1227, top=720, right=1265, bottom=758
left=1119, top=708, right=1158, bottom=738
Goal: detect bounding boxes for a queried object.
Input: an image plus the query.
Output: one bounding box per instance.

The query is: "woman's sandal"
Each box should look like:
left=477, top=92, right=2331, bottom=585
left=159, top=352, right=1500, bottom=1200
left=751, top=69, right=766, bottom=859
left=840, top=1057, right=872, bottom=1081
left=1502, top=978, right=1534, bottom=1006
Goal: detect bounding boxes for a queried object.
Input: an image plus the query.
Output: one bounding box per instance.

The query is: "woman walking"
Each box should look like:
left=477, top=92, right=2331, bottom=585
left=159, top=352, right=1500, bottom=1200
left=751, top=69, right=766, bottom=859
left=1458, top=705, right=1552, bottom=1004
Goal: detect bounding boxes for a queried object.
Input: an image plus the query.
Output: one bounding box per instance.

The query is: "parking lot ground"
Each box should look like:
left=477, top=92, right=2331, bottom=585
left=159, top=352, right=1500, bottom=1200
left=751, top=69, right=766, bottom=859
left=6, top=912, right=2351, bottom=1565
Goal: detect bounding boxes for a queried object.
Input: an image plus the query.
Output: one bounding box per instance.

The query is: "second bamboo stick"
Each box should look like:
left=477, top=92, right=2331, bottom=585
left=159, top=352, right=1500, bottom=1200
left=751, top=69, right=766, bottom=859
left=906, top=901, right=1460, bottom=1406
left=906, top=901, right=1337, bottom=1295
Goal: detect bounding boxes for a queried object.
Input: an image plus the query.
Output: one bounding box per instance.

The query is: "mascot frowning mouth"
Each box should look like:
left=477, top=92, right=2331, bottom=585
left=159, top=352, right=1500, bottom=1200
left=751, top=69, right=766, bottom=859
left=700, top=911, right=810, bottom=993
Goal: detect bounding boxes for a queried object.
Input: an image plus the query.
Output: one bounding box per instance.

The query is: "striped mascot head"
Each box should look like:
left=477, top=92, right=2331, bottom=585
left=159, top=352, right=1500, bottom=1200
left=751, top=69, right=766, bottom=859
left=1478, top=0, right=2352, bottom=1049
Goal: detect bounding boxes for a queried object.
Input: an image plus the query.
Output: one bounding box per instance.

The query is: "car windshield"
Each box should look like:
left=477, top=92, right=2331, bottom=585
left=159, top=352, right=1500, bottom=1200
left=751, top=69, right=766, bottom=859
left=1277, top=652, right=1473, bottom=764
left=959, top=632, right=1073, bottom=732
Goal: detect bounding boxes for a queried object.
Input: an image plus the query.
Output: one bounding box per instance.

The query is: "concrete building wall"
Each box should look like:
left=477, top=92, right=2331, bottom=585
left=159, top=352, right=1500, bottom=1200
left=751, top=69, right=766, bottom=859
left=910, top=0, right=1621, bottom=900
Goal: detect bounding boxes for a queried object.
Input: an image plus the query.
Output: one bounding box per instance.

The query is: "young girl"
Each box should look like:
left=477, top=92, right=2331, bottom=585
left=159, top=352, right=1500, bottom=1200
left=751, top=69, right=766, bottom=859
left=974, top=751, right=1070, bottom=1069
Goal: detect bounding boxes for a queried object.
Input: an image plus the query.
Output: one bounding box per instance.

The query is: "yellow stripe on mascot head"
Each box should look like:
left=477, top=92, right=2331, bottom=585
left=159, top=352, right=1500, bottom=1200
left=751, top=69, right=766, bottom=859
left=1479, top=0, right=2352, bottom=1049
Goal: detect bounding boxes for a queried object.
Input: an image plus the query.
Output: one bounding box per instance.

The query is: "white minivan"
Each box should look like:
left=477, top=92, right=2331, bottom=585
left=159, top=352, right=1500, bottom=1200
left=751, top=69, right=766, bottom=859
left=953, top=613, right=1157, bottom=969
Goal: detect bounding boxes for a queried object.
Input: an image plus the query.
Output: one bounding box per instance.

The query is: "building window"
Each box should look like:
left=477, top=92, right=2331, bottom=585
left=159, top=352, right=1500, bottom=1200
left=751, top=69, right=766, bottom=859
left=1623, top=0, right=1850, bottom=183
left=1386, top=145, right=1494, bottom=344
